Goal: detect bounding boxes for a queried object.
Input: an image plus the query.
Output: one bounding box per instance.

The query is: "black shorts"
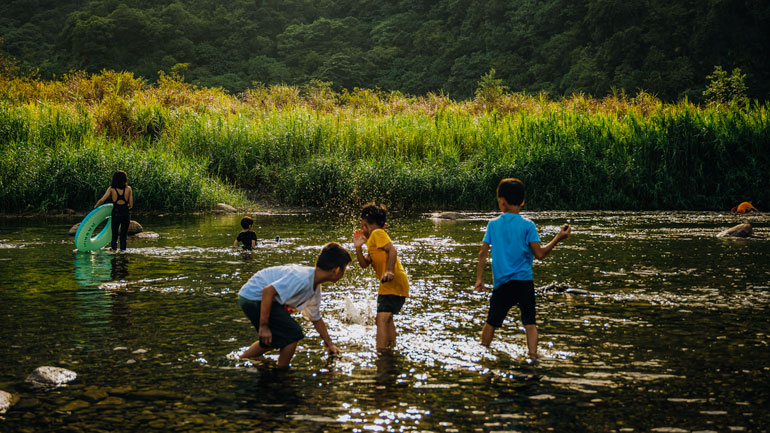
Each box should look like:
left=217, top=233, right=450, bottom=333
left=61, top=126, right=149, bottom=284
left=377, top=295, right=406, bottom=314
left=486, top=280, right=536, bottom=327
left=238, top=296, right=304, bottom=349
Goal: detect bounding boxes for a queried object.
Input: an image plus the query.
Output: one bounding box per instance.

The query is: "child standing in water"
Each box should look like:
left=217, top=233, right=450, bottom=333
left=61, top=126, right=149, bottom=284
left=234, top=216, right=258, bottom=250
left=94, top=170, right=133, bottom=251
left=475, top=178, right=570, bottom=362
left=353, top=203, right=409, bottom=352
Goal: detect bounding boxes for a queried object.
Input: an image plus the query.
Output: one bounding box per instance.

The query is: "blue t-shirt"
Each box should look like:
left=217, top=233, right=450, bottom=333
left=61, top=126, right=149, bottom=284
left=482, top=213, right=541, bottom=288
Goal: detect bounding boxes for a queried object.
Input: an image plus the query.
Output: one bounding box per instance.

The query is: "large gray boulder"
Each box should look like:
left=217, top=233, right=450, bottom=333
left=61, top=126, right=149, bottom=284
left=25, top=366, right=77, bottom=389
left=0, top=390, right=19, bottom=414
left=717, top=223, right=753, bottom=238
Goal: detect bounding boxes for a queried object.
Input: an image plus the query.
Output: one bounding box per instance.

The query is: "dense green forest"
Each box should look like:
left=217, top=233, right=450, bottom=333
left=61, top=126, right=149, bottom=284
left=1, top=0, right=769, bottom=101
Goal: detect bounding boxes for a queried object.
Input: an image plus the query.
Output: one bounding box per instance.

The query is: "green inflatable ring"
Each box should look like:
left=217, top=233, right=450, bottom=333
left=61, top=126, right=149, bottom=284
left=75, top=204, right=113, bottom=251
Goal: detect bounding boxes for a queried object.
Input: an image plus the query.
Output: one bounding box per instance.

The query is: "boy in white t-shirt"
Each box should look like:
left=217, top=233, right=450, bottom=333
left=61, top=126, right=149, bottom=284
left=237, top=242, right=352, bottom=368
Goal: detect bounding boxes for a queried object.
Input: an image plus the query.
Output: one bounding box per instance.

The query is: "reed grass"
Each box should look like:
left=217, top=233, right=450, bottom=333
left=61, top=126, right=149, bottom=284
left=1, top=71, right=768, bottom=212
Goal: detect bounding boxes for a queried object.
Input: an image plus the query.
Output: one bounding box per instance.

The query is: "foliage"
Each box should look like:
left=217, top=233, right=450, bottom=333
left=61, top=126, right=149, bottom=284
left=703, top=66, right=749, bottom=108
left=1, top=71, right=768, bottom=213
left=0, top=0, right=769, bottom=101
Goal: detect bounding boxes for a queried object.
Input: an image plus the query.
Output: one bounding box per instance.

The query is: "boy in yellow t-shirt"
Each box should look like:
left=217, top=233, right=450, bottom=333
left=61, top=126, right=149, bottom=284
left=353, top=203, right=409, bottom=352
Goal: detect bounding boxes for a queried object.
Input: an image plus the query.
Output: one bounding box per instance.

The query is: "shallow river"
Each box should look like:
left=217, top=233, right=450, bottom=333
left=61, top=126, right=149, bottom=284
left=1, top=211, right=769, bottom=432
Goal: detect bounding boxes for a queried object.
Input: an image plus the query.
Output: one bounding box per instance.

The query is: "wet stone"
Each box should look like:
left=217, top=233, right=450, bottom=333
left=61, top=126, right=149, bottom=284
left=15, top=398, right=40, bottom=411
left=107, top=386, right=133, bottom=395
left=82, top=387, right=109, bottom=402
left=1, top=390, right=19, bottom=413
left=25, top=366, right=77, bottom=389
left=96, top=396, right=125, bottom=406
left=129, top=390, right=185, bottom=401
left=58, top=399, right=91, bottom=412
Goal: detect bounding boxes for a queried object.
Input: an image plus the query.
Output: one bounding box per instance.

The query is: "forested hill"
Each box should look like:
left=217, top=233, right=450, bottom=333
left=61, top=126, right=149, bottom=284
left=1, top=0, right=768, bottom=101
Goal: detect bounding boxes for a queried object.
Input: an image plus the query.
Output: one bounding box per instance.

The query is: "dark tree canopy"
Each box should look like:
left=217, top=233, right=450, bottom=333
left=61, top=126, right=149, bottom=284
left=1, top=0, right=768, bottom=101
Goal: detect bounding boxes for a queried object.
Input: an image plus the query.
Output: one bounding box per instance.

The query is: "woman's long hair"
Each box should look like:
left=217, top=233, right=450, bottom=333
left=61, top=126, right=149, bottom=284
left=110, top=170, right=128, bottom=189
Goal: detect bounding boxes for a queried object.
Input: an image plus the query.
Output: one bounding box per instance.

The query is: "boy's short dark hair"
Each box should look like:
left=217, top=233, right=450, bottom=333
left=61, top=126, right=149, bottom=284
left=240, top=216, right=254, bottom=229
left=316, top=242, right=352, bottom=271
left=361, top=202, right=387, bottom=227
left=497, top=178, right=526, bottom=206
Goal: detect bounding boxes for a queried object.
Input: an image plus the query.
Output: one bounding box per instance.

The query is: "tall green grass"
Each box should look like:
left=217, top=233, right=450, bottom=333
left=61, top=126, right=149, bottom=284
left=1, top=72, right=768, bottom=212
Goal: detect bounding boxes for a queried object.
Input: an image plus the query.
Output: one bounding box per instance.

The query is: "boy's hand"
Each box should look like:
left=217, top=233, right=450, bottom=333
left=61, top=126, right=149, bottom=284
left=259, top=324, right=272, bottom=347
left=558, top=224, right=572, bottom=240
left=353, top=230, right=367, bottom=248
left=325, top=342, right=340, bottom=356
left=381, top=271, right=394, bottom=283
left=474, top=279, right=487, bottom=292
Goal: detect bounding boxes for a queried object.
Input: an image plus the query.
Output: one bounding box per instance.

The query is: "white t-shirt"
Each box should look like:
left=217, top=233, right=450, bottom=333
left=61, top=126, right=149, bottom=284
left=237, top=264, right=322, bottom=321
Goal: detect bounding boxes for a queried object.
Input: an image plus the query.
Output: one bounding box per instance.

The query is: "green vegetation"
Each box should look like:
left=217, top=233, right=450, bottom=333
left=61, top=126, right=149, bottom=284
left=1, top=1, right=769, bottom=101
left=1, top=71, right=768, bottom=213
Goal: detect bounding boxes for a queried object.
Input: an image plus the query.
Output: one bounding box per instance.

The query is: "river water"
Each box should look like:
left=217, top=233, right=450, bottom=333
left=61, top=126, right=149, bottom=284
left=1, top=211, right=768, bottom=432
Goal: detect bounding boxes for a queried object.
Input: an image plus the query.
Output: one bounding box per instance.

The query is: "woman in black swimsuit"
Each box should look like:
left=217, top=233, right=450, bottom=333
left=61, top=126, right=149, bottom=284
left=94, top=170, right=134, bottom=251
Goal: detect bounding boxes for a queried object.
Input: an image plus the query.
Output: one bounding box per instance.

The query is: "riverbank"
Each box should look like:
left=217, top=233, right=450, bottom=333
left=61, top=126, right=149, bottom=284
left=2, top=71, right=768, bottom=213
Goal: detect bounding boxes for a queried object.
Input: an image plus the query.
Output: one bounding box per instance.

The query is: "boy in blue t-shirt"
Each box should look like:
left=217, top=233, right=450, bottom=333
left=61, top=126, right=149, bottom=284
left=475, top=178, right=571, bottom=362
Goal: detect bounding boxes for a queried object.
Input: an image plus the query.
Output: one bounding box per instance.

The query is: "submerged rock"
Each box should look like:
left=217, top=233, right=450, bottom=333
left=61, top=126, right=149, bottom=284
left=0, top=390, right=20, bottom=414
left=25, top=366, right=77, bottom=389
left=717, top=223, right=753, bottom=238
left=537, top=281, right=590, bottom=296
left=132, top=231, right=159, bottom=239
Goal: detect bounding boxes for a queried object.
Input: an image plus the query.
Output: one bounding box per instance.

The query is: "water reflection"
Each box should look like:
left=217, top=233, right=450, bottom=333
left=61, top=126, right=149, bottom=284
left=0, top=211, right=768, bottom=432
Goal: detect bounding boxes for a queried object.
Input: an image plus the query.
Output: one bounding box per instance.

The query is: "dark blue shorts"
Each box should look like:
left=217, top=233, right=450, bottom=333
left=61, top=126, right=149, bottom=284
left=377, top=295, right=406, bottom=314
left=486, top=280, right=536, bottom=327
left=238, top=296, right=304, bottom=349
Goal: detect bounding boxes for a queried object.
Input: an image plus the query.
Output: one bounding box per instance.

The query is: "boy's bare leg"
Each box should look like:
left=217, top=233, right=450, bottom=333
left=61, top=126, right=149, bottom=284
left=376, top=312, right=392, bottom=352
left=525, top=324, right=538, bottom=360
left=387, top=316, right=397, bottom=349
left=276, top=342, right=298, bottom=369
left=241, top=340, right=271, bottom=360
left=481, top=323, right=496, bottom=346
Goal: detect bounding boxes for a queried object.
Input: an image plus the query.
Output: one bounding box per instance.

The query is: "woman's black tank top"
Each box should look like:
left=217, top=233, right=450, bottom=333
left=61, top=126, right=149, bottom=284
left=112, top=187, right=130, bottom=215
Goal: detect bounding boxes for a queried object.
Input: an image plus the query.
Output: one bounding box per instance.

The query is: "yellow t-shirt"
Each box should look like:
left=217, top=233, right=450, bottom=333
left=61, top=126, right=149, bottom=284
left=366, top=229, right=409, bottom=297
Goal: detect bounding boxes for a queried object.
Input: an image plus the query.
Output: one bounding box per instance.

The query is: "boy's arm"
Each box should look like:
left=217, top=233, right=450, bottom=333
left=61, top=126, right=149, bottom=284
left=258, top=285, right=278, bottom=346
left=475, top=241, right=490, bottom=292
left=353, top=230, right=371, bottom=268
left=251, top=239, right=257, bottom=249
left=529, top=225, right=571, bottom=260
left=311, top=319, right=339, bottom=356
left=381, top=242, right=397, bottom=282
left=94, top=188, right=111, bottom=208
left=233, top=238, right=239, bottom=247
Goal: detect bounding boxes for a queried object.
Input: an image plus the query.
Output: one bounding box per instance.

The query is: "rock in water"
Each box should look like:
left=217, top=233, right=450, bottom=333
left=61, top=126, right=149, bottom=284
left=717, top=223, right=753, bottom=238
left=0, top=390, right=19, bottom=413
left=69, top=220, right=143, bottom=236
left=127, top=220, right=143, bottom=235
left=25, top=366, right=77, bottom=389
left=133, top=231, right=159, bottom=239
left=216, top=203, right=237, bottom=213
left=431, top=211, right=461, bottom=220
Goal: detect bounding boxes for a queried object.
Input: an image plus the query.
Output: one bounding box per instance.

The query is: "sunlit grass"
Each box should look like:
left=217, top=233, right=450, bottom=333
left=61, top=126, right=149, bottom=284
left=1, top=71, right=768, bottom=212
